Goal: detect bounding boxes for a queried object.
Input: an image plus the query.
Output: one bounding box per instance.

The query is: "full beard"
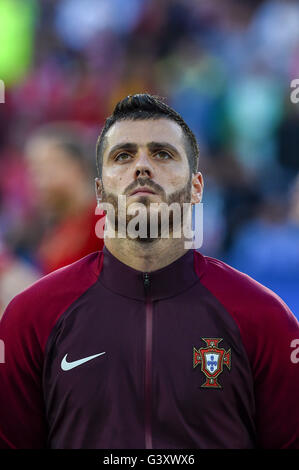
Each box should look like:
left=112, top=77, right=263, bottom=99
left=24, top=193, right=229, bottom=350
left=101, top=178, right=192, bottom=244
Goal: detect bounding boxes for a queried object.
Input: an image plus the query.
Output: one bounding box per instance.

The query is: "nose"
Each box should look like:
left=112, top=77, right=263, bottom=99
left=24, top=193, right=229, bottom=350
left=133, top=150, right=154, bottom=180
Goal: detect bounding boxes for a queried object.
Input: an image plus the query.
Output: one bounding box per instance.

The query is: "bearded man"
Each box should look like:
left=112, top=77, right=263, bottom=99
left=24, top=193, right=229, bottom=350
left=0, top=94, right=298, bottom=449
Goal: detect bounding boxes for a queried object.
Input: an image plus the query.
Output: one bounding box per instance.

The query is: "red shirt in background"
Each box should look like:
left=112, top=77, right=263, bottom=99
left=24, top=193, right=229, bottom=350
left=36, top=204, right=105, bottom=274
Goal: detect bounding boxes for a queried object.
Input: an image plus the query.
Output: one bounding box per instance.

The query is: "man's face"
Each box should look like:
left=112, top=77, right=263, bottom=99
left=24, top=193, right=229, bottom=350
left=26, top=138, right=82, bottom=211
left=98, top=118, right=202, bottom=239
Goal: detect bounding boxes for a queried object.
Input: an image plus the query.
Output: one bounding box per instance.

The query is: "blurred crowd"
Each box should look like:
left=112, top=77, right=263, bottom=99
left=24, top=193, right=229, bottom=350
left=0, top=0, right=299, bottom=317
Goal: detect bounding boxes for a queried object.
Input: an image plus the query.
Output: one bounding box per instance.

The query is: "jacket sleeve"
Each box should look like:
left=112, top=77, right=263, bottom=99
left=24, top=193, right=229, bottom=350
left=198, top=256, right=299, bottom=449
left=0, top=252, right=100, bottom=448
left=0, top=295, right=47, bottom=448
left=250, top=297, right=299, bottom=449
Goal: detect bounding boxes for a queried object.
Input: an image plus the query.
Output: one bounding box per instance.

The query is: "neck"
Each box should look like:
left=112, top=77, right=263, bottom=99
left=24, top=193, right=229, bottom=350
left=104, top=236, right=189, bottom=272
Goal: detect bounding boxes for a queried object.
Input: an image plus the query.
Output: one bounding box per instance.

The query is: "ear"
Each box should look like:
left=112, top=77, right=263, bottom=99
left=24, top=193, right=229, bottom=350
left=94, top=177, right=103, bottom=201
left=191, top=172, right=204, bottom=205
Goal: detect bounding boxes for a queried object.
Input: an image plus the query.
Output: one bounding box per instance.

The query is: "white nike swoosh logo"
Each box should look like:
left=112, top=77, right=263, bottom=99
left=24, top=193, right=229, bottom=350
left=61, top=352, right=106, bottom=371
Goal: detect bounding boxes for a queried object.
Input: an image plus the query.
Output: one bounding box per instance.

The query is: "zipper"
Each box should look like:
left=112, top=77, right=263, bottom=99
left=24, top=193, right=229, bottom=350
left=143, top=272, right=153, bottom=449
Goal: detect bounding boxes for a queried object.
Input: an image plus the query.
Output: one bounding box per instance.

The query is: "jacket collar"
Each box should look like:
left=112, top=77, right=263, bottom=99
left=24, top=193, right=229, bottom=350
left=98, top=244, right=205, bottom=301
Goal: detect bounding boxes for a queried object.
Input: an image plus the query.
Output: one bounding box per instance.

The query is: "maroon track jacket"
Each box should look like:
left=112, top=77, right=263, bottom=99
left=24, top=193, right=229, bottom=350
left=0, top=246, right=298, bottom=449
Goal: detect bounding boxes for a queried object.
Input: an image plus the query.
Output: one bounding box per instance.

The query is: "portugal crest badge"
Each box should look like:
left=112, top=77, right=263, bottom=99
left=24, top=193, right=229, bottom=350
left=193, top=338, right=231, bottom=389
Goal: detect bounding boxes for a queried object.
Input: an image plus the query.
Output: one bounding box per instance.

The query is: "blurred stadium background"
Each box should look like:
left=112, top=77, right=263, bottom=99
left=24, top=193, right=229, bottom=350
left=0, top=0, right=298, bottom=318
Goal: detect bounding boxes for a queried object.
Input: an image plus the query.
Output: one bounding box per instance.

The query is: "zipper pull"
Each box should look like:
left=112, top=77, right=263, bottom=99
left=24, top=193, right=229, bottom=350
left=143, top=272, right=150, bottom=290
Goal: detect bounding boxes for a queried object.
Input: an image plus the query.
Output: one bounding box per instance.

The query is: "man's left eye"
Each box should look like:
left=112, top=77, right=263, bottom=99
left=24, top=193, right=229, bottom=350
left=154, top=151, right=172, bottom=160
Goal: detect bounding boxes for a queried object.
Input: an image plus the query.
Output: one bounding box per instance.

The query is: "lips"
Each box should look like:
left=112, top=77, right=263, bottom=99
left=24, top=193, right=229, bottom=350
left=129, top=187, right=156, bottom=196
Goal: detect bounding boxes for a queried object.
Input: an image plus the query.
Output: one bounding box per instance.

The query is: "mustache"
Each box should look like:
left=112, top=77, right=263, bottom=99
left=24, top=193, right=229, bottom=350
left=124, top=178, right=165, bottom=198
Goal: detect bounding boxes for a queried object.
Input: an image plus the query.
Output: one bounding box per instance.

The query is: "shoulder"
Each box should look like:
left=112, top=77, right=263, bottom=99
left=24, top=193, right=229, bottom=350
left=8, top=250, right=102, bottom=311
left=196, top=251, right=295, bottom=321
left=0, top=251, right=103, bottom=352
left=194, top=251, right=299, bottom=363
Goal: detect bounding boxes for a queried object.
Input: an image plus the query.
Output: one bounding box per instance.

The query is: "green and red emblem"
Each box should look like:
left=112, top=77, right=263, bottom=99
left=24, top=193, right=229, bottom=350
left=193, top=338, right=231, bottom=389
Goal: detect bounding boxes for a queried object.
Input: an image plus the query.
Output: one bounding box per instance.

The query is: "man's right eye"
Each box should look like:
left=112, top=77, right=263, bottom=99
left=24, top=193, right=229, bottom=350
left=115, top=153, right=132, bottom=162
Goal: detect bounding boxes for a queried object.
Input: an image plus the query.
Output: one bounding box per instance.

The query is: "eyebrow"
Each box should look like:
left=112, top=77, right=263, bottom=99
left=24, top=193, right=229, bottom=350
left=147, top=141, right=181, bottom=157
left=108, top=142, right=138, bottom=156
left=108, top=141, right=180, bottom=159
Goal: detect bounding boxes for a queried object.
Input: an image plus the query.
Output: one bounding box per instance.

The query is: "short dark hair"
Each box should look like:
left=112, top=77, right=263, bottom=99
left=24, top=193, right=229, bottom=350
left=96, top=94, right=199, bottom=177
